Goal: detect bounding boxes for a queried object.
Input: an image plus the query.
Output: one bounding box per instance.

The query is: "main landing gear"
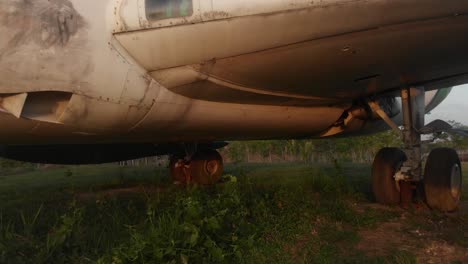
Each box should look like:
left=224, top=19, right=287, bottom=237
left=370, top=87, right=462, bottom=212
left=170, top=147, right=224, bottom=185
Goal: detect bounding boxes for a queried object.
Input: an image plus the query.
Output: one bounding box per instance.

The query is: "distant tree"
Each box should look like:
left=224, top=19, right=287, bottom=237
left=0, top=158, right=26, bottom=168
left=220, top=123, right=467, bottom=164
left=226, top=142, right=247, bottom=163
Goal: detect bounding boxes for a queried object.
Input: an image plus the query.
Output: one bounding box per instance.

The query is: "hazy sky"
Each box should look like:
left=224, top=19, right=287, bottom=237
left=427, top=84, right=468, bottom=125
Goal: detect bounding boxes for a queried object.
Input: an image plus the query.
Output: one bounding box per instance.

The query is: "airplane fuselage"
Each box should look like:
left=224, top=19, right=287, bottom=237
left=0, top=0, right=468, bottom=145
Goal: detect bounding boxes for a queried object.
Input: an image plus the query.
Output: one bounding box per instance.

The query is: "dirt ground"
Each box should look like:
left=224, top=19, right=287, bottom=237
left=75, top=179, right=468, bottom=264
left=357, top=202, right=468, bottom=264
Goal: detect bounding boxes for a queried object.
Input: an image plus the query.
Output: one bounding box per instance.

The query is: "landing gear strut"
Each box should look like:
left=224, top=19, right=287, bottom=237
left=371, top=87, right=462, bottom=211
left=170, top=148, right=224, bottom=185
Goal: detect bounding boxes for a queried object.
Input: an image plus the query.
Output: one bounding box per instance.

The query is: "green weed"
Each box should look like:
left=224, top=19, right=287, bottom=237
left=0, top=163, right=464, bottom=263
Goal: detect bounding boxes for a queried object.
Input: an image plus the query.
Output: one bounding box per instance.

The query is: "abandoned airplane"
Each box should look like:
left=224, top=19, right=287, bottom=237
left=0, top=0, right=466, bottom=211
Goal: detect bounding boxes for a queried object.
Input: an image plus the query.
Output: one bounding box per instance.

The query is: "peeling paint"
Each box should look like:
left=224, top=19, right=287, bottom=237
left=0, top=0, right=86, bottom=56
left=0, top=0, right=92, bottom=94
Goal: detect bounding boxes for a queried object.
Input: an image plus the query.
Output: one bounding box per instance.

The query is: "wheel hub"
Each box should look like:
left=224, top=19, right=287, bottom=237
left=205, top=160, right=219, bottom=176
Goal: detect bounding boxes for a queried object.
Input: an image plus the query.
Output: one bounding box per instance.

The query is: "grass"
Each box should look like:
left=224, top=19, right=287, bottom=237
left=0, top=162, right=466, bottom=263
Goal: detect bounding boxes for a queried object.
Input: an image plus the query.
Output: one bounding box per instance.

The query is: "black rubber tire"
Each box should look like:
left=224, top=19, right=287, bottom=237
left=424, top=148, right=462, bottom=212
left=372, top=148, right=407, bottom=205
left=190, top=149, right=224, bottom=185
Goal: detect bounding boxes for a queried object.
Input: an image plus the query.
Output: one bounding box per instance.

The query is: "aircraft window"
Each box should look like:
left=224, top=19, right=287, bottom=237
left=145, top=0, right=193, bottom=20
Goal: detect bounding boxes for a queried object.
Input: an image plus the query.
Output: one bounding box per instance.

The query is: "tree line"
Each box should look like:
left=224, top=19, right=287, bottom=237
left=222, top=121, right=468, bottom=164
left=222, top=130, right=402, bottom=164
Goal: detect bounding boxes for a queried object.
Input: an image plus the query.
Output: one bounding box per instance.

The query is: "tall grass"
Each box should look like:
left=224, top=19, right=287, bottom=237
left=0, top=163, right=422, bottom=263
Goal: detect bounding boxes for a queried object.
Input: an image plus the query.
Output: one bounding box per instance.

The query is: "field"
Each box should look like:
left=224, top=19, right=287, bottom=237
left=0, top=163, right=466, bottom=263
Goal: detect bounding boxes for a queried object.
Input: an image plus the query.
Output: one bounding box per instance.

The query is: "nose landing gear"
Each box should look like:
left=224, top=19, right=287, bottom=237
left=170, top=149, right=224, bottom=185
left=370, top=87, right=463, bottom=212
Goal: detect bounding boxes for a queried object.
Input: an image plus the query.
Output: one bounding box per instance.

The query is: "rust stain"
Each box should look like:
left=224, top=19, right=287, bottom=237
left=0, top=0, right=93, bottom=94
left=203, top=11, right=231, bottom=20
left=0, top=0, right=86, bottom=57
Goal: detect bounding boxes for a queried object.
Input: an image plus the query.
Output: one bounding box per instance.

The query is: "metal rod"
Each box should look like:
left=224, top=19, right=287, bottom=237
left=400, top=87, right=425, bottom=181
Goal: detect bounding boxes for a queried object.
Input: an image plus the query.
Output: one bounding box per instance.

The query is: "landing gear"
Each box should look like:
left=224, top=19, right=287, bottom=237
left=424, top=148, right=462, bottom=212
left=170, top=149, right=224, bottom=185
left=372, top=148, right=407, bottom=205
left=370, top=87, right=462, bottom=211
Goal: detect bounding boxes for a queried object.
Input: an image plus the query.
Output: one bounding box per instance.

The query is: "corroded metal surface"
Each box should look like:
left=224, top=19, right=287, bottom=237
left=0, top=0, right=466, bottom=145
left=400, top=181, right=414, bottom=208
left=0, top=0, right=91, bottom=92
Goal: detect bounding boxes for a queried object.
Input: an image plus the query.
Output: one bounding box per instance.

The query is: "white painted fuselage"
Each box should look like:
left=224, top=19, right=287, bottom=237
left=0, top=0, right=467, bottom=144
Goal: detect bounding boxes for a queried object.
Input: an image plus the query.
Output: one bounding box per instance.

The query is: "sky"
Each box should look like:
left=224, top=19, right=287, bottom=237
left=426, top=84, right=468, bottom=125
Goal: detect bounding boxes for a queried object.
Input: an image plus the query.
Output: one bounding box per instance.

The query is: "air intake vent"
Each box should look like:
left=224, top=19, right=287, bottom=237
left=0, top=91, right=72, bottom=123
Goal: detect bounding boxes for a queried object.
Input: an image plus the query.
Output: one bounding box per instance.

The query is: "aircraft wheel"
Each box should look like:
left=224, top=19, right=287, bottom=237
left=190, top=149, right=224, bottom=185
left=170, top=157, right=188, bottom=184
left=424, top=148, right=462, bottom=212
left=372, top=148, right=407, bottom=205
